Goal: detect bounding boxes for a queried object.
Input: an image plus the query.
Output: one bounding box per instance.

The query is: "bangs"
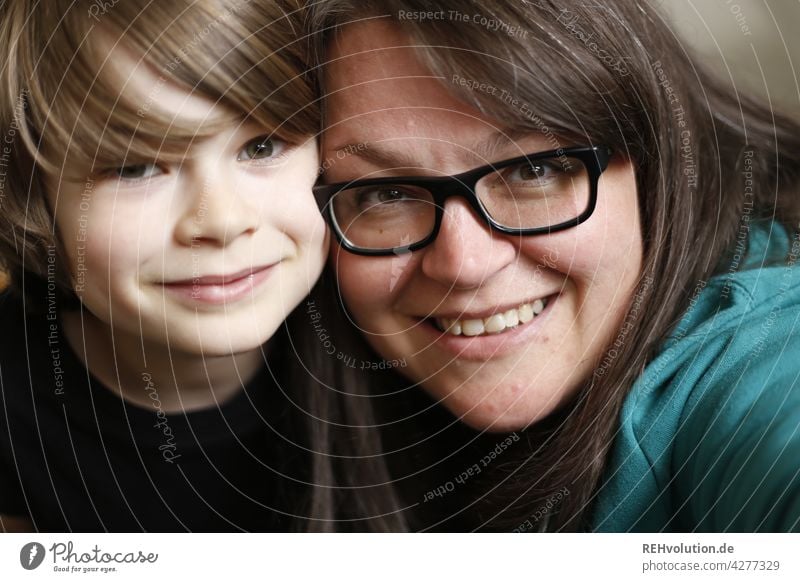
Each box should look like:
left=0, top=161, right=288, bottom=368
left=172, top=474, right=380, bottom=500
left=19, top=0, right=317, bottom=177
left=380, top=2, right=640, bottom=153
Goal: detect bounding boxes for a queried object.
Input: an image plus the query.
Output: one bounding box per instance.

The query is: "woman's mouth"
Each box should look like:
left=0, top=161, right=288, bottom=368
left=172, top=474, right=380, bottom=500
left=431, top=297, right=550, bottom=337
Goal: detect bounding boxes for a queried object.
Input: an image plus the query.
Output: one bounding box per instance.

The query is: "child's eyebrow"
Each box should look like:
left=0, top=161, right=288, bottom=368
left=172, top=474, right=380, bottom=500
left=90, top=116, right=249, bottom=167
left=168, top=110, right=244, bottom=135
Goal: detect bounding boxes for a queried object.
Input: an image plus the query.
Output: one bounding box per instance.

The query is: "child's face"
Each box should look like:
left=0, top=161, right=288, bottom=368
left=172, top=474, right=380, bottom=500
left=48, top=49, right=327, bottom=356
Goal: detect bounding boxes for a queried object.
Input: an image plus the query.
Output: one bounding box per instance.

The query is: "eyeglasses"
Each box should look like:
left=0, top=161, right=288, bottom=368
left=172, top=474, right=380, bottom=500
left=313, top=145, right=612, bottom=256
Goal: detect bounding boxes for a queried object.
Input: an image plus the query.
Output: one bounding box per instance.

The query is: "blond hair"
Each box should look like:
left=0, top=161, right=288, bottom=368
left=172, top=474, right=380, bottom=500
left=0, top=0, right=318, bottom=303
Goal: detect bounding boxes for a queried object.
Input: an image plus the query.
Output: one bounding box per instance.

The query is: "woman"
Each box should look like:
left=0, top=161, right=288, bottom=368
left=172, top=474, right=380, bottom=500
left=310, top=0, right=800, bottom=531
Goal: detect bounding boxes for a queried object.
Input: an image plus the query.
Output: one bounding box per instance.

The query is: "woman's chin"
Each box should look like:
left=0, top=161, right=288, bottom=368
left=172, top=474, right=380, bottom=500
left=425, top=377, right=572, bottom=433
left=440, top=399, right=557, bottom=434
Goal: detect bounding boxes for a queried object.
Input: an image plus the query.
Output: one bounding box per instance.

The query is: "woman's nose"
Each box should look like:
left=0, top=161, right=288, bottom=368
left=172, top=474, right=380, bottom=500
left=420, top=198, right=517, bottom=289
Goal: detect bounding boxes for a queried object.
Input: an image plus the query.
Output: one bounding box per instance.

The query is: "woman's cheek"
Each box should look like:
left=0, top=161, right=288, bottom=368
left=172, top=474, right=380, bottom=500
left=333, top=254, right=390, bottom=318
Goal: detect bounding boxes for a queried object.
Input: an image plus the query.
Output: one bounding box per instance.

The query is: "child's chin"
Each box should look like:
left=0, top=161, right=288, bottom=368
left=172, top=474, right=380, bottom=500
left=164, top=328, right=274, bottom=357
left=207, top=335, right=273, bottom=356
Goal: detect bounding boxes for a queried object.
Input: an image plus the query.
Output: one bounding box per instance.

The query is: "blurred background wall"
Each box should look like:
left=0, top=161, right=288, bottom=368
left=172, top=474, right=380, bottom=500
left=658, top=0, right=800, bottom=115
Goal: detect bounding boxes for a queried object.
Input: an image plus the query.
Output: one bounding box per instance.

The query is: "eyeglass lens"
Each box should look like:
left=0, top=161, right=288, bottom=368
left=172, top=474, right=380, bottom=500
left=330, top=155, right=590, bottom=251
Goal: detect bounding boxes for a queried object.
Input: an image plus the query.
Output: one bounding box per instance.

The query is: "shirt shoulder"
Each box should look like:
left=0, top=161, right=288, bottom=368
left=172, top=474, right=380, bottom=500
left=593, top=223, right=800, bottom=531
left=671, top=265, right=800, bottom=531
left=0, top=292, right=47, bottom=517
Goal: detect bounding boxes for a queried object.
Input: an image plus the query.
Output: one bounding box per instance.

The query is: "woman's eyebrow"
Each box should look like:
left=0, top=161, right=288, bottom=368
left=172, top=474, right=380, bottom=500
left=471, top=128, right=550, bottom=161
left=328, top=142, right=425, bottom=169
left=329, top=128, right=547, bottom=170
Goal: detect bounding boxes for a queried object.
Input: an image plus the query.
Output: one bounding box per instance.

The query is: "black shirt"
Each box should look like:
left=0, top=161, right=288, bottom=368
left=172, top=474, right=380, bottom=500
left=0, top=292, right=302, bottom=532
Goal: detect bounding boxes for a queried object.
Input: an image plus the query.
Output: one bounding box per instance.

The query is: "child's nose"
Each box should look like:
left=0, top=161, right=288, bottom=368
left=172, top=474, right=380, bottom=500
left=173, top=167, right=258, bottom=247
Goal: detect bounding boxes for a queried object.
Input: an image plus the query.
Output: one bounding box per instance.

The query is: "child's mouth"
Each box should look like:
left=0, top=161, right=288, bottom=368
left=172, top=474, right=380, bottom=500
left=161, top=264, right=276, bottom=305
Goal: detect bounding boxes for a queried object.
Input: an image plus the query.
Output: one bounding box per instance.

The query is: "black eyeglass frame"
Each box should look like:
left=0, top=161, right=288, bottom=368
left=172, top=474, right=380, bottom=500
left=313, top=145, right=613, bottom=256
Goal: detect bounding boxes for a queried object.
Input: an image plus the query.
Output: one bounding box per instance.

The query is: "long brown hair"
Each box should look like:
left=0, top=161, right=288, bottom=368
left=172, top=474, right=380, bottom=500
left=309, top=0, right=800, bottom=530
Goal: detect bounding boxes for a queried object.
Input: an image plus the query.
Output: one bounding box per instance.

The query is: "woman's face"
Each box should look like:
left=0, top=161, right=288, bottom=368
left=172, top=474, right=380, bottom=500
left=322, top=22, right=643, bottom=432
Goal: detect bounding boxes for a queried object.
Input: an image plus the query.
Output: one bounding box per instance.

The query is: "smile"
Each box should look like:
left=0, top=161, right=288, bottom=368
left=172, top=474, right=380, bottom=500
left=161, top=264, right=276, bottom=305
left=432, top=297, right=550, bottom=337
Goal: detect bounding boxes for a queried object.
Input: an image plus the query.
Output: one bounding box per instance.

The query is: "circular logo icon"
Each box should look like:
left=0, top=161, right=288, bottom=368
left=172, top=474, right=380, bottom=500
left=20, top=542, right=46, bottom=570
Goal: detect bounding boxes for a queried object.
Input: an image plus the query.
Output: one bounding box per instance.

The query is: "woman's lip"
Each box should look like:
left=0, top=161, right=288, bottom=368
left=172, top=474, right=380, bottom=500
left=417, top=294, right=559, bottom=361
left=160, top=264, right=276, bottom=305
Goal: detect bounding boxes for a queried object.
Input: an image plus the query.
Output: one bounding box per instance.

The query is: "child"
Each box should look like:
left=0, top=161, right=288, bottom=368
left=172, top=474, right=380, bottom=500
left=0, top=0, right=328, bottom=531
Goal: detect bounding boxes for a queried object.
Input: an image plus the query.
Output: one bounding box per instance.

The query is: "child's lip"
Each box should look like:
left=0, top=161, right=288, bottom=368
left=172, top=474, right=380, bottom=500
left=159, top=265, right=277, bottom=306
left=162, top=264, right=275, bottom=286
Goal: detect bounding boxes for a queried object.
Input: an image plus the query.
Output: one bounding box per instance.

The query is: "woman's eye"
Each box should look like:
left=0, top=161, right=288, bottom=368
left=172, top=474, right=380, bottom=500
left=239, top=136, right=286, bottom=161
left=113, top=163, right=163, bottom=181
left=355, top=187, right=410, bottom=209
left=506, top=162, right=552, bottom=182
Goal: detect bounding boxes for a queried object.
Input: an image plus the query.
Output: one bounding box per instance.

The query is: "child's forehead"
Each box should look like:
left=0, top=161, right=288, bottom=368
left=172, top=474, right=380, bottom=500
left=39, top=30, right=248, bottom=177
left=94, top=34, right=236, bottom=129
left=31, top=13, right=316, bottom=179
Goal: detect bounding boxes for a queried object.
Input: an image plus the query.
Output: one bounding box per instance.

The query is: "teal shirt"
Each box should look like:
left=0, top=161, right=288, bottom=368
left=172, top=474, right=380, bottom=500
left=592, top=222, right=800, bottom=531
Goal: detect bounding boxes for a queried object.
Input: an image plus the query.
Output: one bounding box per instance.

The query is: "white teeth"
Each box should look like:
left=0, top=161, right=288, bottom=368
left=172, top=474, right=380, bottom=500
left=484, top=314, right=506, bottom=334
left=503, top=309, right=519, bottom=327
left=518, top=304, right=534, bottom=323
left=461, top=319, right=486, bottom=336
left=445, top=319, right=462, bottom=336
left=433, top=298, right=549, bottom=337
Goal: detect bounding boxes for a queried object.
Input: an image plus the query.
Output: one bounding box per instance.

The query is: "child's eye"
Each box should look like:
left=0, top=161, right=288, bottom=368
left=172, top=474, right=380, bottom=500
left=112, top=163, right=164, bottom=181
left=238, top=136, right=287, bottom=162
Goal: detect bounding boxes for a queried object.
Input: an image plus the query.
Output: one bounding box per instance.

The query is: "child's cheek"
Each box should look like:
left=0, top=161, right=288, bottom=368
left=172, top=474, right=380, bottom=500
left=67, top=196, right=154, bottom=296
